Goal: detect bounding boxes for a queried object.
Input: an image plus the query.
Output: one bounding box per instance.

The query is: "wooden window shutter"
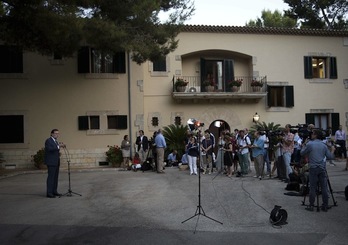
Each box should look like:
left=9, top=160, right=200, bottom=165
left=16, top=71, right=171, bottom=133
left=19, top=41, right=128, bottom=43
left=77, top=46, right=90, bottom=73
left=224, top=59, right=234, bottom=91
left=200, top=58, right=206, bottom=85
left=304, top=56, right=313, bottom=79
left=116, top=115, right=127, bottom=129
left=285, top=86, right=294, bottom=107
left=267, top=85, right=272, bottom=107
left=0, top=45, right=23, bottom=73
left=331, top=113, right=340, bottom=134
left=113, top=52, right=126, bottom=73
left=78, top=116, right=89, bottom=130
left=305, top=113, right=315, bottom=125
left=329, top=57, right=337, bottom=79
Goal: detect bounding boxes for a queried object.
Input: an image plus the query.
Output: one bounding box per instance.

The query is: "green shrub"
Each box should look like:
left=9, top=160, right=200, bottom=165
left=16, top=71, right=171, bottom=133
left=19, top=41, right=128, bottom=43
left=32, top=148, right=45, bottom=169
left=106, top=145, right=123, bottom=167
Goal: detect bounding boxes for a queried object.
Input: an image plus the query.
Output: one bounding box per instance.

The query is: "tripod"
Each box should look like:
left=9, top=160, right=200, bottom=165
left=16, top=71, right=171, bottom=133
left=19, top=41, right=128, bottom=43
left=301, top=169, right=337, bottom=211
left=182, top=129, right=222, bottom=229
left=61, top=147, right=82, bottom=197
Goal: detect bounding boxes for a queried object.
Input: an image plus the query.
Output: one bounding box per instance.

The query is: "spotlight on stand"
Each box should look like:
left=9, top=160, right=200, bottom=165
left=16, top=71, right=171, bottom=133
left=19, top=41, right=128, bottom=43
left=187, top=118, right=204, bottom=131
left=187, top=118, right=196, bottom=131
left=253, top=112, right=260, bottom=123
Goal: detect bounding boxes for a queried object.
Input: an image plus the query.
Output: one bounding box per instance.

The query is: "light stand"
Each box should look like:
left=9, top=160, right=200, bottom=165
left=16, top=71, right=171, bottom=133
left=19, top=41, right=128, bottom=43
left=212, top=145, right=225, bottom=180
left=182, top=120, right=222, bottom=229
left=61, top=147, right=82, bottom=197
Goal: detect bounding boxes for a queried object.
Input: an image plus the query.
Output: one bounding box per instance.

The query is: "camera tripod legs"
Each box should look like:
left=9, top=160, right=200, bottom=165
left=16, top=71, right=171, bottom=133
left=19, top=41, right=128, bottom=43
left=301, top=170, right=337, bottom=210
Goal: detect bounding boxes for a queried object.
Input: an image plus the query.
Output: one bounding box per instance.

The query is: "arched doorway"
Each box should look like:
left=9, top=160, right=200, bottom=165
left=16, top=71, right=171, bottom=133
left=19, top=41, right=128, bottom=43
left=208, top=120, right=230, bottom=155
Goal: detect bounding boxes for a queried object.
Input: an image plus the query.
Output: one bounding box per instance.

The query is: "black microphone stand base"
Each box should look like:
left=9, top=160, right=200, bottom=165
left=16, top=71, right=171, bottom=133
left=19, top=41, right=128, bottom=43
left=61, top=189, right=82, bottom=197
left=182, top=205, right=223, bottom=225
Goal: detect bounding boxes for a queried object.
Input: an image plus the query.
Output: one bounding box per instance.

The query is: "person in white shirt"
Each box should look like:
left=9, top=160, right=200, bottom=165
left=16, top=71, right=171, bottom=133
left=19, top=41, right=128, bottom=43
left=237, top=130, right=251, bottom=176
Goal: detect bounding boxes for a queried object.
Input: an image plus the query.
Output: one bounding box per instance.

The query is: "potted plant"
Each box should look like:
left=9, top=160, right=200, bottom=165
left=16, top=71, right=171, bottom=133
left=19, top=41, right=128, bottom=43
left=175, top=78, right=188, bottom=92
left=228, top=79, right=243, bottom=92
left=251, top=79, right=264, bottom=92
left=106, top=145, right=123, bottom=167
left=32, top=148, right=47, bottom=169
left=202, top=79, right=216, bottom=92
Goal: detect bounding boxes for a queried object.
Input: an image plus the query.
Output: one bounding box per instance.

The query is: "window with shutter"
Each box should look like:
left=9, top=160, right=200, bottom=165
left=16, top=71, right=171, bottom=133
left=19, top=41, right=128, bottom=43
left=303, top=56, right=337, bottom=79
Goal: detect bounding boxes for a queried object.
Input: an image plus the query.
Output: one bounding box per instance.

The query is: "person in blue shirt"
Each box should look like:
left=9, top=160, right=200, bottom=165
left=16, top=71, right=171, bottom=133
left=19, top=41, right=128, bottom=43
left=155, top=129, right=166, bottom=173
left=167, top=150, right=178, bottom=167
left=250, top=131, right=265, bottom=180
left=301, top=129, right=335, bottom=212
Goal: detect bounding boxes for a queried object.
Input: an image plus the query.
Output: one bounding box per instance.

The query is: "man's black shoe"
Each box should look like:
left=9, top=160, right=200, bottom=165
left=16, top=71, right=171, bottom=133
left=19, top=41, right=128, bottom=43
left=321, top=206, right=328, bottom=212
left=47, top=194, right=56, bottom=198
left=305, top=206, right=314, bottom=211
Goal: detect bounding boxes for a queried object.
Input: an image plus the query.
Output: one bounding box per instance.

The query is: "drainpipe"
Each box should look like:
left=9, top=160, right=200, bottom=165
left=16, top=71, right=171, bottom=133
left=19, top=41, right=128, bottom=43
left=127, top=51, right=133, bottom=157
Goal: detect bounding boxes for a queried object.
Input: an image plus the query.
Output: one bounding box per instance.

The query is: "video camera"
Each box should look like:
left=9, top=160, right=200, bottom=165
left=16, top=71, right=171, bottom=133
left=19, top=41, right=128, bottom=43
left=290, top=124, right=326, bottom=140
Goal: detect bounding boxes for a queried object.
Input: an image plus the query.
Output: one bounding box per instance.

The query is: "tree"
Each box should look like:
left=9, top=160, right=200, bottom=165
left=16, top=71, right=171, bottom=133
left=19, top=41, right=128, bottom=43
left=246, top=9, right=297, bottom=28
left=284, top=0, right=348, bottom=29
left=0, top=0, right=194, bottom=63
left=162, top=124, right=188, bottom=158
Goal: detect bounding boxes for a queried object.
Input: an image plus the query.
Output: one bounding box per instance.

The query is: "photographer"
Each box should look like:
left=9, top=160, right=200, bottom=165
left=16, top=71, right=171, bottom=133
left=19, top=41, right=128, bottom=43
left=300, top=130, right=335, bottom=212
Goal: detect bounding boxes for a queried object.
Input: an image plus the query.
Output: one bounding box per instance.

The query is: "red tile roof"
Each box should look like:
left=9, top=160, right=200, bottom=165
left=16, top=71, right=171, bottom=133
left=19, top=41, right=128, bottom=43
left=181, top=25, right=348, bottom=37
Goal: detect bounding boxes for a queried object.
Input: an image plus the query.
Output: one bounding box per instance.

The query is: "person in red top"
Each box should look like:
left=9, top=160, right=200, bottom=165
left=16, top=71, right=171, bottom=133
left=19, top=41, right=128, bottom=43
left=132, top=152, right=142, bottom=172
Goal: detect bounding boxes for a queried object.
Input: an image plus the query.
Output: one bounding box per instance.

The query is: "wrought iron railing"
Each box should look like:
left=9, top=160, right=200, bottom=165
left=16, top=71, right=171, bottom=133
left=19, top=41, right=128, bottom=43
left=172, top=76, right=267, bottom=93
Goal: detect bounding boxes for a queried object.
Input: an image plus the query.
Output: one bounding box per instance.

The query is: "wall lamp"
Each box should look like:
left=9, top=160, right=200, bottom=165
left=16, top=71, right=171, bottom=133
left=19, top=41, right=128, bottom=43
left=253, top=112, right=260, bottom=123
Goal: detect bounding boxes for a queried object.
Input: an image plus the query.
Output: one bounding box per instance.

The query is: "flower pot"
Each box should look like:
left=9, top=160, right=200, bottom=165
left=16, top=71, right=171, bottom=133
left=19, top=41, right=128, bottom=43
left=205, top=85, right=215, bottom=92
left=176, top=86, right=187, bottom=92
left=252, top=86, right=262, bottom=92
left=231, top=86, right=240, bottom=92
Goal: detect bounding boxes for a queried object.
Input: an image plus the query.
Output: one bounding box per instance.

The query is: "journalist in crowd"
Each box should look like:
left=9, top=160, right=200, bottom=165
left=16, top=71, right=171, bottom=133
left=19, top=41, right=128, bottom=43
left=300, top=129, right=335, bottom=212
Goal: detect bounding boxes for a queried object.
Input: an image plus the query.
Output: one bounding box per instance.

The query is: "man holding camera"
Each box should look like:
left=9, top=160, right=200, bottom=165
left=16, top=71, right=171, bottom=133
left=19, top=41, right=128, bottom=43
left=301, top=129, right=335, bottom=212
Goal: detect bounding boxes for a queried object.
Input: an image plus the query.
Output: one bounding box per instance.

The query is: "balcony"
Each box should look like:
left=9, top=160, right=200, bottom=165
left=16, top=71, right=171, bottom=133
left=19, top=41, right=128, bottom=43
left=172, top=76, right=267, bottom=103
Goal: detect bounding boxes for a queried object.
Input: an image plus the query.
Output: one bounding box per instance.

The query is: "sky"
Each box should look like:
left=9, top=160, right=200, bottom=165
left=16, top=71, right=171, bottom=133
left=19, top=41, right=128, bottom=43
left=184, top=0, right=289, bottom=26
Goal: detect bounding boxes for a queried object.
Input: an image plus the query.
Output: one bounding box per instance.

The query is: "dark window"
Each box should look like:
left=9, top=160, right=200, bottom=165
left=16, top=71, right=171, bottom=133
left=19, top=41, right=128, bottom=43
left=0, top=115, right=24, bottom=143
left=53, top=52, right=63, bottom=60
left=0, top=45, right=23, bottom=73
left=152, top=117, right=159, bottom=127
left=153, top=58, right=166, bottom=72
left=201, top=58, right=233, bottom=92
left=174, top=116, right=181, bottom=125
left=78, top=46, right=126, bottom=74
left=108, top=116, right=117, bottom=129
left=305, top=113, right=339, bottom=132
left=304, top=56, right=337, bottom=79
left=267, top=85, right=294, bottom=107
left=90, top=116, right=100, bottom=130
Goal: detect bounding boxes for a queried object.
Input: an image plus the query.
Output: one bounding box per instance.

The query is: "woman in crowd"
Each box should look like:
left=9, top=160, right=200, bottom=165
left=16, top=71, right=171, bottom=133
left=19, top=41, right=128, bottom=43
left=187, top=136, right=199, bottom=175
left=223, top=134, right=234, bottom=177
left=120, top=135, right=131, bottom=171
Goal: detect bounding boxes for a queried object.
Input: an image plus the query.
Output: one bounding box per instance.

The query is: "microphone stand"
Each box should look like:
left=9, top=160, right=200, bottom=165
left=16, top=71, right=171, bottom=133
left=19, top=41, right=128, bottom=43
left=182, top=129, right=222, bottom=230
left=61, top=146, right=82, bottom=197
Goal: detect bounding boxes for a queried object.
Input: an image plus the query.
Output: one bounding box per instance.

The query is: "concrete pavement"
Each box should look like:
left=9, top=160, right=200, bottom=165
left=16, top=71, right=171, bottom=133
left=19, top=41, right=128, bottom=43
left=0, top=161, right=347, bottom=245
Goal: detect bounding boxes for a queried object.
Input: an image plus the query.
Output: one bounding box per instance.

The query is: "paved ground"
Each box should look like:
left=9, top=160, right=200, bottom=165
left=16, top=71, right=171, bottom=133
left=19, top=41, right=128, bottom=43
left=0, top=161, right=347, bottom=245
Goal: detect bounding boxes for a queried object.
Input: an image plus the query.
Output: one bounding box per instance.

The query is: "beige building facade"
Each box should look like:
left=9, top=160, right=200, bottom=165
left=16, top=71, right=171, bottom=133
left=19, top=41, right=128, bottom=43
left=1, top=26, right=348, bottom=168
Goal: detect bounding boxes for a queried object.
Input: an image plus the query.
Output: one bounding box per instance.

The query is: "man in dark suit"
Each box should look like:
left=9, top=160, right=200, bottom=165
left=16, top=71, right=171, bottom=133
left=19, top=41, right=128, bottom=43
left=44, top=129, right=64, bottom=198
left=135, top=130, right=149, bottom=163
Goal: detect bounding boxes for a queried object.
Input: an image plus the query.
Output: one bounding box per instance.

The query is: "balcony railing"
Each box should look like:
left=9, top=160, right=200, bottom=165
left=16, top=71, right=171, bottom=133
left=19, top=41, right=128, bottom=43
left=172, top=76, right=267, bottom=102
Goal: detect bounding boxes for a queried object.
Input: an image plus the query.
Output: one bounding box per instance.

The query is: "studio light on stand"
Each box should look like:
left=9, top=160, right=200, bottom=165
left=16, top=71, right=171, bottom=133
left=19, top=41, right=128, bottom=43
left=253, top=112, right=260, bottom=123
left=182, top=118, right=222, bottom=230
